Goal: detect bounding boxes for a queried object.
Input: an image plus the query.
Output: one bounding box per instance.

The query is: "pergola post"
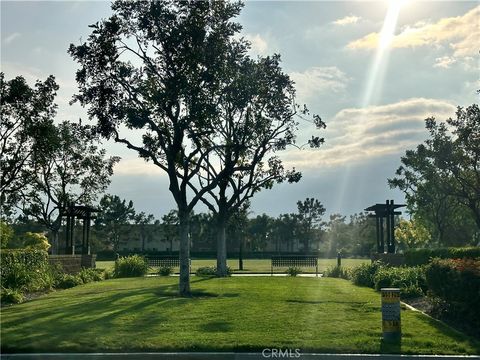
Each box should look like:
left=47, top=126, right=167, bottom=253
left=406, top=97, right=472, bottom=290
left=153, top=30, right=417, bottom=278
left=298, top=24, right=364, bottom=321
left=365, top=201, right=405, bottom=255
left=60, top=204, right=99, bottom=256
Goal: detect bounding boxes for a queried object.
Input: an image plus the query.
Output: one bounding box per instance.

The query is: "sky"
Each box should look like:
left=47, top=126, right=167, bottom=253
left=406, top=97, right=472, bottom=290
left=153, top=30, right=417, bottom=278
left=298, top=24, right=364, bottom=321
left=1, top=0, right=478, bottom=220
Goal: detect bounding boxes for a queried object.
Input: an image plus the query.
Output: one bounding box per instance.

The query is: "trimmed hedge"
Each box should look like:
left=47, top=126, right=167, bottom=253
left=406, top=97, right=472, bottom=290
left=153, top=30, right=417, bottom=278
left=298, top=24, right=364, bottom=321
left=405, top=247, right=480, bottom=266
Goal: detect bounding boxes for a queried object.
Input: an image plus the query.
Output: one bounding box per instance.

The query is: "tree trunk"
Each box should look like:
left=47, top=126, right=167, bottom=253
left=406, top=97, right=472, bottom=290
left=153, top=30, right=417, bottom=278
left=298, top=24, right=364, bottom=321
left=216, top=218, right=228, bottom=277
left=239, top=236, right=244, bottom=271
left=51, top=230, right=59, bottom=254
left=178, top=210, right=191, bottom=296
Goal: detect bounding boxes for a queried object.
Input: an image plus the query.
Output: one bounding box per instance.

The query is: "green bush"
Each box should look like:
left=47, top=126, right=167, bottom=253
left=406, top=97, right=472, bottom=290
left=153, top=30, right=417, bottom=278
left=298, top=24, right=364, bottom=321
left=158, top=266, right=173, bottom=276
left=405, top=247, right=480, bottom=266
left=55, top=274, right=84, bottom=289
left=0, top=249, right=52, bottom=292
left=350, top=261, right=383, bottom=287
left=22, top=232, right=51, bottom=252
left=324, top=265, right=351, bottom=280
left=195, top=266, right=216, bottom=277
left=0, top=220, right=14, bottom=248
left=373, top=266, right=427, bottom=298
left=195, top=266, right=232, bottom=277
left=0, top=288, right=25, bottom=304
left=286, top=267, right=302, bottom=277
left=78, top=268, right=105, bottom=283
left=114, top=255, right=149, bottom=278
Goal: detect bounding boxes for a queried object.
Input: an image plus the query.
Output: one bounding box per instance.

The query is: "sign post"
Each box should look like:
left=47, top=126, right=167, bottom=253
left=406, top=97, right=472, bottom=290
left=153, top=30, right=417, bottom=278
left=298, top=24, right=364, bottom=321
left=381, top=288, right=401, bottom=341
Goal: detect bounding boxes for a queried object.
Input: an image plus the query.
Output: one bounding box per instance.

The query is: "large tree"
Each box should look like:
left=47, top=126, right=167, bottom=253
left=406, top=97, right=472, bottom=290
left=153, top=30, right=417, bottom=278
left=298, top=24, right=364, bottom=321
left=0, top=73, right=57, bottom=215
left=194, top=52, right=324, bottom=276
left=16, top=121, right=118, bottom=253
left=69, top=0, right=323, bottom=291
left=389, top=104, right=479, bottom=245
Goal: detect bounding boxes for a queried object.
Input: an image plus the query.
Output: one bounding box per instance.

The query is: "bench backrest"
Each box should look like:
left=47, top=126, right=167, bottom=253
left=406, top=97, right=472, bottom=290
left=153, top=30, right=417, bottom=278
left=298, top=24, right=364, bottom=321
left=145, top=255, right=180, bottom=267
left=271, top=255, right=318, bottom=268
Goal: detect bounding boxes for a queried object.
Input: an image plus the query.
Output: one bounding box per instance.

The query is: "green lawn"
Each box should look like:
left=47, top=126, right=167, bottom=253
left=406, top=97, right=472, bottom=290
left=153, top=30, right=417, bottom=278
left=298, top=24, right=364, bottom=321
left=96, top=258, right=369, bottom=273
left=2, top=277, right=479, bottom=354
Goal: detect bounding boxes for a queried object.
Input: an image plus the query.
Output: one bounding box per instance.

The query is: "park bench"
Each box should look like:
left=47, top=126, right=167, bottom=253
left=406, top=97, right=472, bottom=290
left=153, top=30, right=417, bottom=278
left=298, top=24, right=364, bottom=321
left=271, top=255, right=318, bottom=277
left=144, top=255, right=191, bottom=273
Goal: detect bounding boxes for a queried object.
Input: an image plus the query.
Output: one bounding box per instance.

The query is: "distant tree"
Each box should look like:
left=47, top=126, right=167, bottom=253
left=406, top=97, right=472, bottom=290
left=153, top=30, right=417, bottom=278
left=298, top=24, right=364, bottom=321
left=271, top=213, right=303, bottom=252
left=161, top=210, right=179, bottom=254
left=394, top=219, right=431, bottom=251
left=296, top=198, right=326, bottom=252
left=133, top=212, right=156, bottom=252
left=325, top=213, right=351, bottom=257
left=389, top=105, right=479, bottom=245
left=348, top=212, right=376, bottom=257
left=0, top=220, right=14, bottom=248
left=0, top=73, right=57, bottom=214
left=95, top=194, right=136, bottom=252
left=16, top=121, right=118, bottom=253
left=246, top=214, right=274, bottom=252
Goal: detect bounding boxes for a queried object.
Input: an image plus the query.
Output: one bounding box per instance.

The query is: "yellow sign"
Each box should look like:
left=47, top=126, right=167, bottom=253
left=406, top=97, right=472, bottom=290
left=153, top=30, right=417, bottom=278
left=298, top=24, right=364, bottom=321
left=383, top=320, right=401, bottom=332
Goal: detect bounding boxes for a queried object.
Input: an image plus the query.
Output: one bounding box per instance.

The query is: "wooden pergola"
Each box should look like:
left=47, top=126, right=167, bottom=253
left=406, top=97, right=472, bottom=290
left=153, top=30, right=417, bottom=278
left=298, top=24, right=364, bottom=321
left=365, top=200, right=405, bottom=254
left=60, top=203, right=100, bottom=255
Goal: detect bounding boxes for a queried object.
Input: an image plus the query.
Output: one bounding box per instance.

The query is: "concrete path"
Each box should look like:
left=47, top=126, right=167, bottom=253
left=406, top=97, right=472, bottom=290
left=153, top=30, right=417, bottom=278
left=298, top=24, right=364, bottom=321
left=147, top=273, right=322, bottom=277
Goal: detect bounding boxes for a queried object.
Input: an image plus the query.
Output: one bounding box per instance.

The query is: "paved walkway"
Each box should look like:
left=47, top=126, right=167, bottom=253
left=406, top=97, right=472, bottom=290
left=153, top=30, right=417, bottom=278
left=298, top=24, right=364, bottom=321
left=147, top=273, right=322, bottom=277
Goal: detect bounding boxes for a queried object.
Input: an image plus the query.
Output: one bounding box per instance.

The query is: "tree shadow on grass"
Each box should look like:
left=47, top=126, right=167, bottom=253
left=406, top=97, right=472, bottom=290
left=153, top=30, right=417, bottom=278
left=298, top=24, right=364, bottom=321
left=199, top=320, right=233, bottom=333
left=379, top=338, right=401, bottom=354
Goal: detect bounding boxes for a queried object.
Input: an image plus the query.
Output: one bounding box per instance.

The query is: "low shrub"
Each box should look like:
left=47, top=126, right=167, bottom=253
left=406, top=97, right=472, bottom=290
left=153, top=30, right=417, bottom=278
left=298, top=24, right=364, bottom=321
left=114, top=255, right=149, bottom=278
left=405, top=247, right=480, bottom=266
left=78, top=268, right=105, bottom=283
left=195, top=266, right=233, bottom=277
left=0, top=249, right=52, bottom=292
left=373, top=266, right=427, bottom=298
left=323, top=266, right=350, bottom=280
left=195, top=266, right=216, bottom=277
left=350, top=261, right=383, bottom=287
left=286, top=267, right=302, bottom=277
left=158, top=266, right=174, bottom=276
left=0, top=288, right=25, bottom=304
left=55, top=274, right=84, bottom=289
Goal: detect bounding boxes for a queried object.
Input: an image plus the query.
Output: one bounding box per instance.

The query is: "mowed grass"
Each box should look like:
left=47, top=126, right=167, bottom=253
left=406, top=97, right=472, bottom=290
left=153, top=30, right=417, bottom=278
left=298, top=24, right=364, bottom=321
left=2, top=277, right=479, bottom=354
left=96, top=258, right=369, bottom=273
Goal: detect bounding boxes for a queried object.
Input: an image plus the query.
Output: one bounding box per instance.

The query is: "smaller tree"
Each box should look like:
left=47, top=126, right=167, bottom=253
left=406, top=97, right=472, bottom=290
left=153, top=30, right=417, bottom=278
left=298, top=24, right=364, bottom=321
left=161, top=210, right=179, bottom=253
left=296, top=198, right=326, bottom=252
left=0, top=73, right=58, bottom=214
left=16, top=121, right=119, bottom=253
left=95, top=194, right=136, bottom=252
left=133, top=212, right=156, bottom=252
left=394, top=219, right=431, bottom=251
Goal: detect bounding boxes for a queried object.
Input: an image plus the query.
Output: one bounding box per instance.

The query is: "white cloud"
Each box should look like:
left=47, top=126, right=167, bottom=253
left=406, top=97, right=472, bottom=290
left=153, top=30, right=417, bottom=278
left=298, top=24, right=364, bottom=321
left=3, top=32, right=21, bottom=45
left=283, top=98, right=457, bottom=168
left=114, top=157, right=165, bottom=176
left=290, top=66, right=351, bottom=102
left=333, top=15, right=360, bottom=26
left=434, top=56, right=457, bottom=69
left=244, top=33, right=269, bottom=55
left=347, top=6, right=479, bottom=64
